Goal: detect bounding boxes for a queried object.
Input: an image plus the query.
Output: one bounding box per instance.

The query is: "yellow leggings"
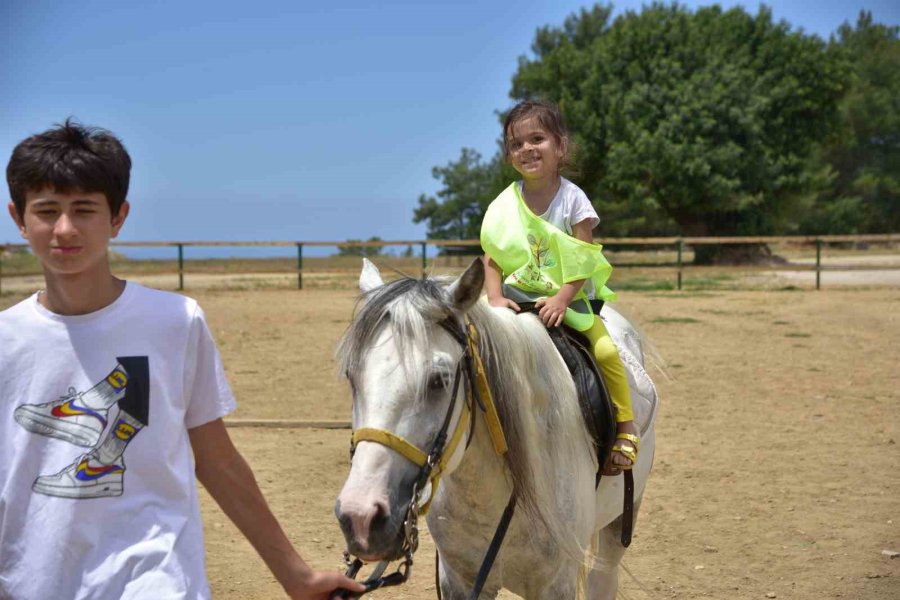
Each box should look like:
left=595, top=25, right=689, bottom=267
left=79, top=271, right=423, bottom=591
left=584, top=316, right=634, bottom=423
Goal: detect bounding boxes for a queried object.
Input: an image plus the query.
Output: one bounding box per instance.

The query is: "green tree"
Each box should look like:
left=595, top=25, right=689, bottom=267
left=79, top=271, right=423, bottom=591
left=803, top=12, right=900, bottom=234
left=413, top=148, right=513, bottom=242
left=511, top=3, right=848, bottom=262
left=336, top=236, right=384, bottom=258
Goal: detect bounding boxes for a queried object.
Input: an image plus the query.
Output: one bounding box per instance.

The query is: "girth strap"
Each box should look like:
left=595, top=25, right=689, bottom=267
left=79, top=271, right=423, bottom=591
left=621, top=470, right=635, bottom=547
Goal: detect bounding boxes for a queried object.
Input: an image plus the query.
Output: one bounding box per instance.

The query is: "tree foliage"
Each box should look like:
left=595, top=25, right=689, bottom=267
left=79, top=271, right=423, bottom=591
left=512, top=3, right=847, bottom=245
left=414, top=4, right=896, bottom=262
left=412, top=148, right=514, bottom=240
left=803, top=12, right=900, bottom=234
left=336, top=236, right=384, bottom=257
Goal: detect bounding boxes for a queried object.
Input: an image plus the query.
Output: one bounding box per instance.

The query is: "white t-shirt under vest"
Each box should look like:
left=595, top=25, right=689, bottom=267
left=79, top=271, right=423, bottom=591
left=506, top=177, right=602, bottom=302
left=518, top=177, right=600, bottom=234
left=0, top=282, right=236, bottom=599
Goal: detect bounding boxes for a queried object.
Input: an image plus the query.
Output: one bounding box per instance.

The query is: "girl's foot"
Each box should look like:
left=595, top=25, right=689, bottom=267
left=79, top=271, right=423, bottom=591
left=602, top=420, right=639, bottom=476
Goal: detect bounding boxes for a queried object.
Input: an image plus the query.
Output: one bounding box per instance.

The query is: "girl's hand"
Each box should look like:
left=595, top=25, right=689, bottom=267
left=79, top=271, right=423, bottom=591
left=535, top=295, right=568, bottom=327
left=488, top=295, right=521, bottom=311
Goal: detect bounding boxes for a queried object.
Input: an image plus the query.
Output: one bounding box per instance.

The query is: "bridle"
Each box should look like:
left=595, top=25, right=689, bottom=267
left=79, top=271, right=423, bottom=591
left=332, top=315, right=510, bottom=599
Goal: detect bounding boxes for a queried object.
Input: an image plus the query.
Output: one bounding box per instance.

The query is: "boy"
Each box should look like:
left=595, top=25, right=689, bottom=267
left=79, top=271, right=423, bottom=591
left=0, top=120, right=364, bottom=599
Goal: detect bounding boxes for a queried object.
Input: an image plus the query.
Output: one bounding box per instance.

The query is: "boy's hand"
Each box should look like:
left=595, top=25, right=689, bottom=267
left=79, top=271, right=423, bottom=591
left=488, top=295, right=521, bottom=311
left=535, top=295, right=569, bottom=327
left=284, top=569, right=366, bottom=600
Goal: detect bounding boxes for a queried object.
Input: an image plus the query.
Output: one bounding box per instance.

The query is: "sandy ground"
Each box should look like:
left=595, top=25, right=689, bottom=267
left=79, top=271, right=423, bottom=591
left=765, top=254, right=900, bottom=287
left=190, top=287, right=900, bottom=599
left=2, top=286, right=898, bottom=599
left=773, top=270, right=900, bottom=287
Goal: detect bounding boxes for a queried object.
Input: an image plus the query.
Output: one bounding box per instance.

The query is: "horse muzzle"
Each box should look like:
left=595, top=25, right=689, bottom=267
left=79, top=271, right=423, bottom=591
left=335, top=495, right=409, bottom=561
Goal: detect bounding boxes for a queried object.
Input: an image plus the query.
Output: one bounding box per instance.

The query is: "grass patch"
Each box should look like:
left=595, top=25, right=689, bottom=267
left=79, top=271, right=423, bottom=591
left=683, top=274, right=737, bottom=290
left=785, top=332, right=812, bottom=338
left=773, top=320, right=791, bottom=325
left=699, top=308, right=732, bottom=315
left=646, top=291, right=720, bottom=298
left=651, top=316, right=702, bottom=324
left=1, top=248, right=41, bottom=275
left=613, top=278, right=676, bottom=291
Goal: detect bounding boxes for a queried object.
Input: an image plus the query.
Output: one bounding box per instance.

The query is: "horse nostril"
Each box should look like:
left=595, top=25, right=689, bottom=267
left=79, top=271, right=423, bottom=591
left=337, top=496, right=392, bottom=544
left=372, top=498, right=389, bottom=524
left=337, top=509, right=354, bottom=538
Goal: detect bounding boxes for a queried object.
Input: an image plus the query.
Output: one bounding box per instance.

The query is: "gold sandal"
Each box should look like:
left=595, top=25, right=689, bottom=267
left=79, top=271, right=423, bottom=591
left=610, top=433, right=640, bottom=469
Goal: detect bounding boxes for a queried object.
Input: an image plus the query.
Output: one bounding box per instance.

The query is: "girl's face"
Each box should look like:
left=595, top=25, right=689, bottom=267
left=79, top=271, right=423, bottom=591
left=506, top=116, right=567, bottom=182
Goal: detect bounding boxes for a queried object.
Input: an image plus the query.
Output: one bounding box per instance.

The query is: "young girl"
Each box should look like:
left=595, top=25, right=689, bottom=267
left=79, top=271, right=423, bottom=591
left=480, top=100, right=638, bottom=474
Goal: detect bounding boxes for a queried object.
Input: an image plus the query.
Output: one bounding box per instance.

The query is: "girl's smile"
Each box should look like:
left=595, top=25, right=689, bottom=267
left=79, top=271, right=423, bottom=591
left=506, top=116, right=566, bottom=182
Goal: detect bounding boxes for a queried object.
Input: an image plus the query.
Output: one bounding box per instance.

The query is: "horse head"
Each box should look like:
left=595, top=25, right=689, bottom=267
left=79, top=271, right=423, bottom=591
left=334, top=258, right=484, bottom=561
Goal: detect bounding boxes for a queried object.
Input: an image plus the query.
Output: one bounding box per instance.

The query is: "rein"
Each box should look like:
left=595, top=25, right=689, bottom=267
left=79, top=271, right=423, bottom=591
left=332, top=315, right=512, bottom=599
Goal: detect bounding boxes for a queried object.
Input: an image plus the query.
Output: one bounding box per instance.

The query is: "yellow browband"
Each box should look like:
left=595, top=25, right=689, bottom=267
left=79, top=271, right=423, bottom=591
left=350, top=318, right=506, bottom=515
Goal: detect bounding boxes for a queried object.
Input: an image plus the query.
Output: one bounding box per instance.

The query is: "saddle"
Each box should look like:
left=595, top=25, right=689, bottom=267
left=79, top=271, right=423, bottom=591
left=517, top=301, right=616, bottom=488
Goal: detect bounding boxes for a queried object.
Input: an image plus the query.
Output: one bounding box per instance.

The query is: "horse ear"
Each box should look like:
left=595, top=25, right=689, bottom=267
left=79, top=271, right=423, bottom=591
left=359, top=258, right=384, bottom=293
left=447, top=258, right=485, bottom=312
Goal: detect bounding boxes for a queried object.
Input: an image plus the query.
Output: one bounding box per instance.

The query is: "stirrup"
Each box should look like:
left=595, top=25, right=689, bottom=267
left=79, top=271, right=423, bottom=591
left=610, top=433, right=639, bottom=470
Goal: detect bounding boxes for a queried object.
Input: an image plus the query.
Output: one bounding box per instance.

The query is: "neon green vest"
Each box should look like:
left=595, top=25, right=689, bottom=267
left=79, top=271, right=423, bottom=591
left=480, top=182, right=616, bottom=331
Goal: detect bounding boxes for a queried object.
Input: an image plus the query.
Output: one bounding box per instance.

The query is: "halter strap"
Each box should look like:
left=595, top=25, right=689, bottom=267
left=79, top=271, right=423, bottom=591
left=348, top=317, right=507, bottom=517
left=340, top=314, right=515, bottom=600
left=352, top=428, right=428, bottom=467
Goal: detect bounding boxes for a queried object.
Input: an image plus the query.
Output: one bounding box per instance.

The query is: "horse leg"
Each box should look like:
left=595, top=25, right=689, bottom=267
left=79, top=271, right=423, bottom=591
left=585, top=499, right=643, bottom=600
left=437, top=555, right=500, bottom=600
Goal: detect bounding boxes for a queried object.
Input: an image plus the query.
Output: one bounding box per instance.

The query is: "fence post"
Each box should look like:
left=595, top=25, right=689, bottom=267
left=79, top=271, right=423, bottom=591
left=676, top=239, right=683, bottom=291
left=421, top=242, right=427, bottom=278
left=815, top=238, right=822, bottom=291
left=177, top=244, right=184, bottom=291
left=297, top=243, right=304, bottom=290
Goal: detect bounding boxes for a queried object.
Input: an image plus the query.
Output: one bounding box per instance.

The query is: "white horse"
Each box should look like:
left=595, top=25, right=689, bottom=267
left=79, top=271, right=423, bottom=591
left=335, top=258, right=659, bottom=599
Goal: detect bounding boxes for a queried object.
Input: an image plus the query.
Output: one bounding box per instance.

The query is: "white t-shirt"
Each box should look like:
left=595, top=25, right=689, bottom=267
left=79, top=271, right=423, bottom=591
left=507, top=177, right=601, bottom=301
left=0, top=283, right=236, bottom=599
left=518, top=177, right=600, bottom=234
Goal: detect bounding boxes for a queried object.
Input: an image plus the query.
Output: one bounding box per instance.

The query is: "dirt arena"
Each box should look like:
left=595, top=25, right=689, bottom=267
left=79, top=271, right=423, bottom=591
left=3, top=284, right=898, bottom=598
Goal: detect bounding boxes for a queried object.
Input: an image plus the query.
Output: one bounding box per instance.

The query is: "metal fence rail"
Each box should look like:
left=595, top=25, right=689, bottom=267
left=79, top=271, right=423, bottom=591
left=2, top=234, right=898, bottom=295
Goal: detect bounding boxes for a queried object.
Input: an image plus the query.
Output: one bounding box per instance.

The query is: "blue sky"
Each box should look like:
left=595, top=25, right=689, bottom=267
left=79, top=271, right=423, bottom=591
left=2, top=1, right=897, bottom=255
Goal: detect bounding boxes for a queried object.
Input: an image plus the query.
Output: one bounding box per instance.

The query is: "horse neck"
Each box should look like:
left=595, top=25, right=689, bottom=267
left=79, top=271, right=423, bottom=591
left=441, top=410, right=512, bottom=512
left=464, top=303, right=584, bottom=502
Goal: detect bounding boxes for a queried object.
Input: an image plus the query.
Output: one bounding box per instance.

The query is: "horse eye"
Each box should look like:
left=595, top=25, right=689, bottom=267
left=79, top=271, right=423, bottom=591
left=427, top=372, right=448, bottom=392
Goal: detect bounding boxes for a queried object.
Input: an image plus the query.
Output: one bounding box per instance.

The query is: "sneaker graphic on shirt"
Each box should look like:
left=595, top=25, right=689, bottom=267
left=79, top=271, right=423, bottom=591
left=14, top=387, right=109, bottom=447
left=32, top=454, right=125, bottom=499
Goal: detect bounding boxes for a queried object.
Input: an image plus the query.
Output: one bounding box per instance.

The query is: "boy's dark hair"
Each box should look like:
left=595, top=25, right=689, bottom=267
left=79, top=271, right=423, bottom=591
left=6, top=118, right=131, bottom=218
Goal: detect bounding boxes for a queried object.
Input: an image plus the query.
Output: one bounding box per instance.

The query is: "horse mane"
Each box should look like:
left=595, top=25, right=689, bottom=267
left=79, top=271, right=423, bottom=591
left=337, top=275, right=590, bottom=560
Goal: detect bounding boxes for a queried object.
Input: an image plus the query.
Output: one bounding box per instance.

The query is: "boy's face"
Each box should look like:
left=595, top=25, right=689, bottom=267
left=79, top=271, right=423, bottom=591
left=8, top=188, right=129, bottom=279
